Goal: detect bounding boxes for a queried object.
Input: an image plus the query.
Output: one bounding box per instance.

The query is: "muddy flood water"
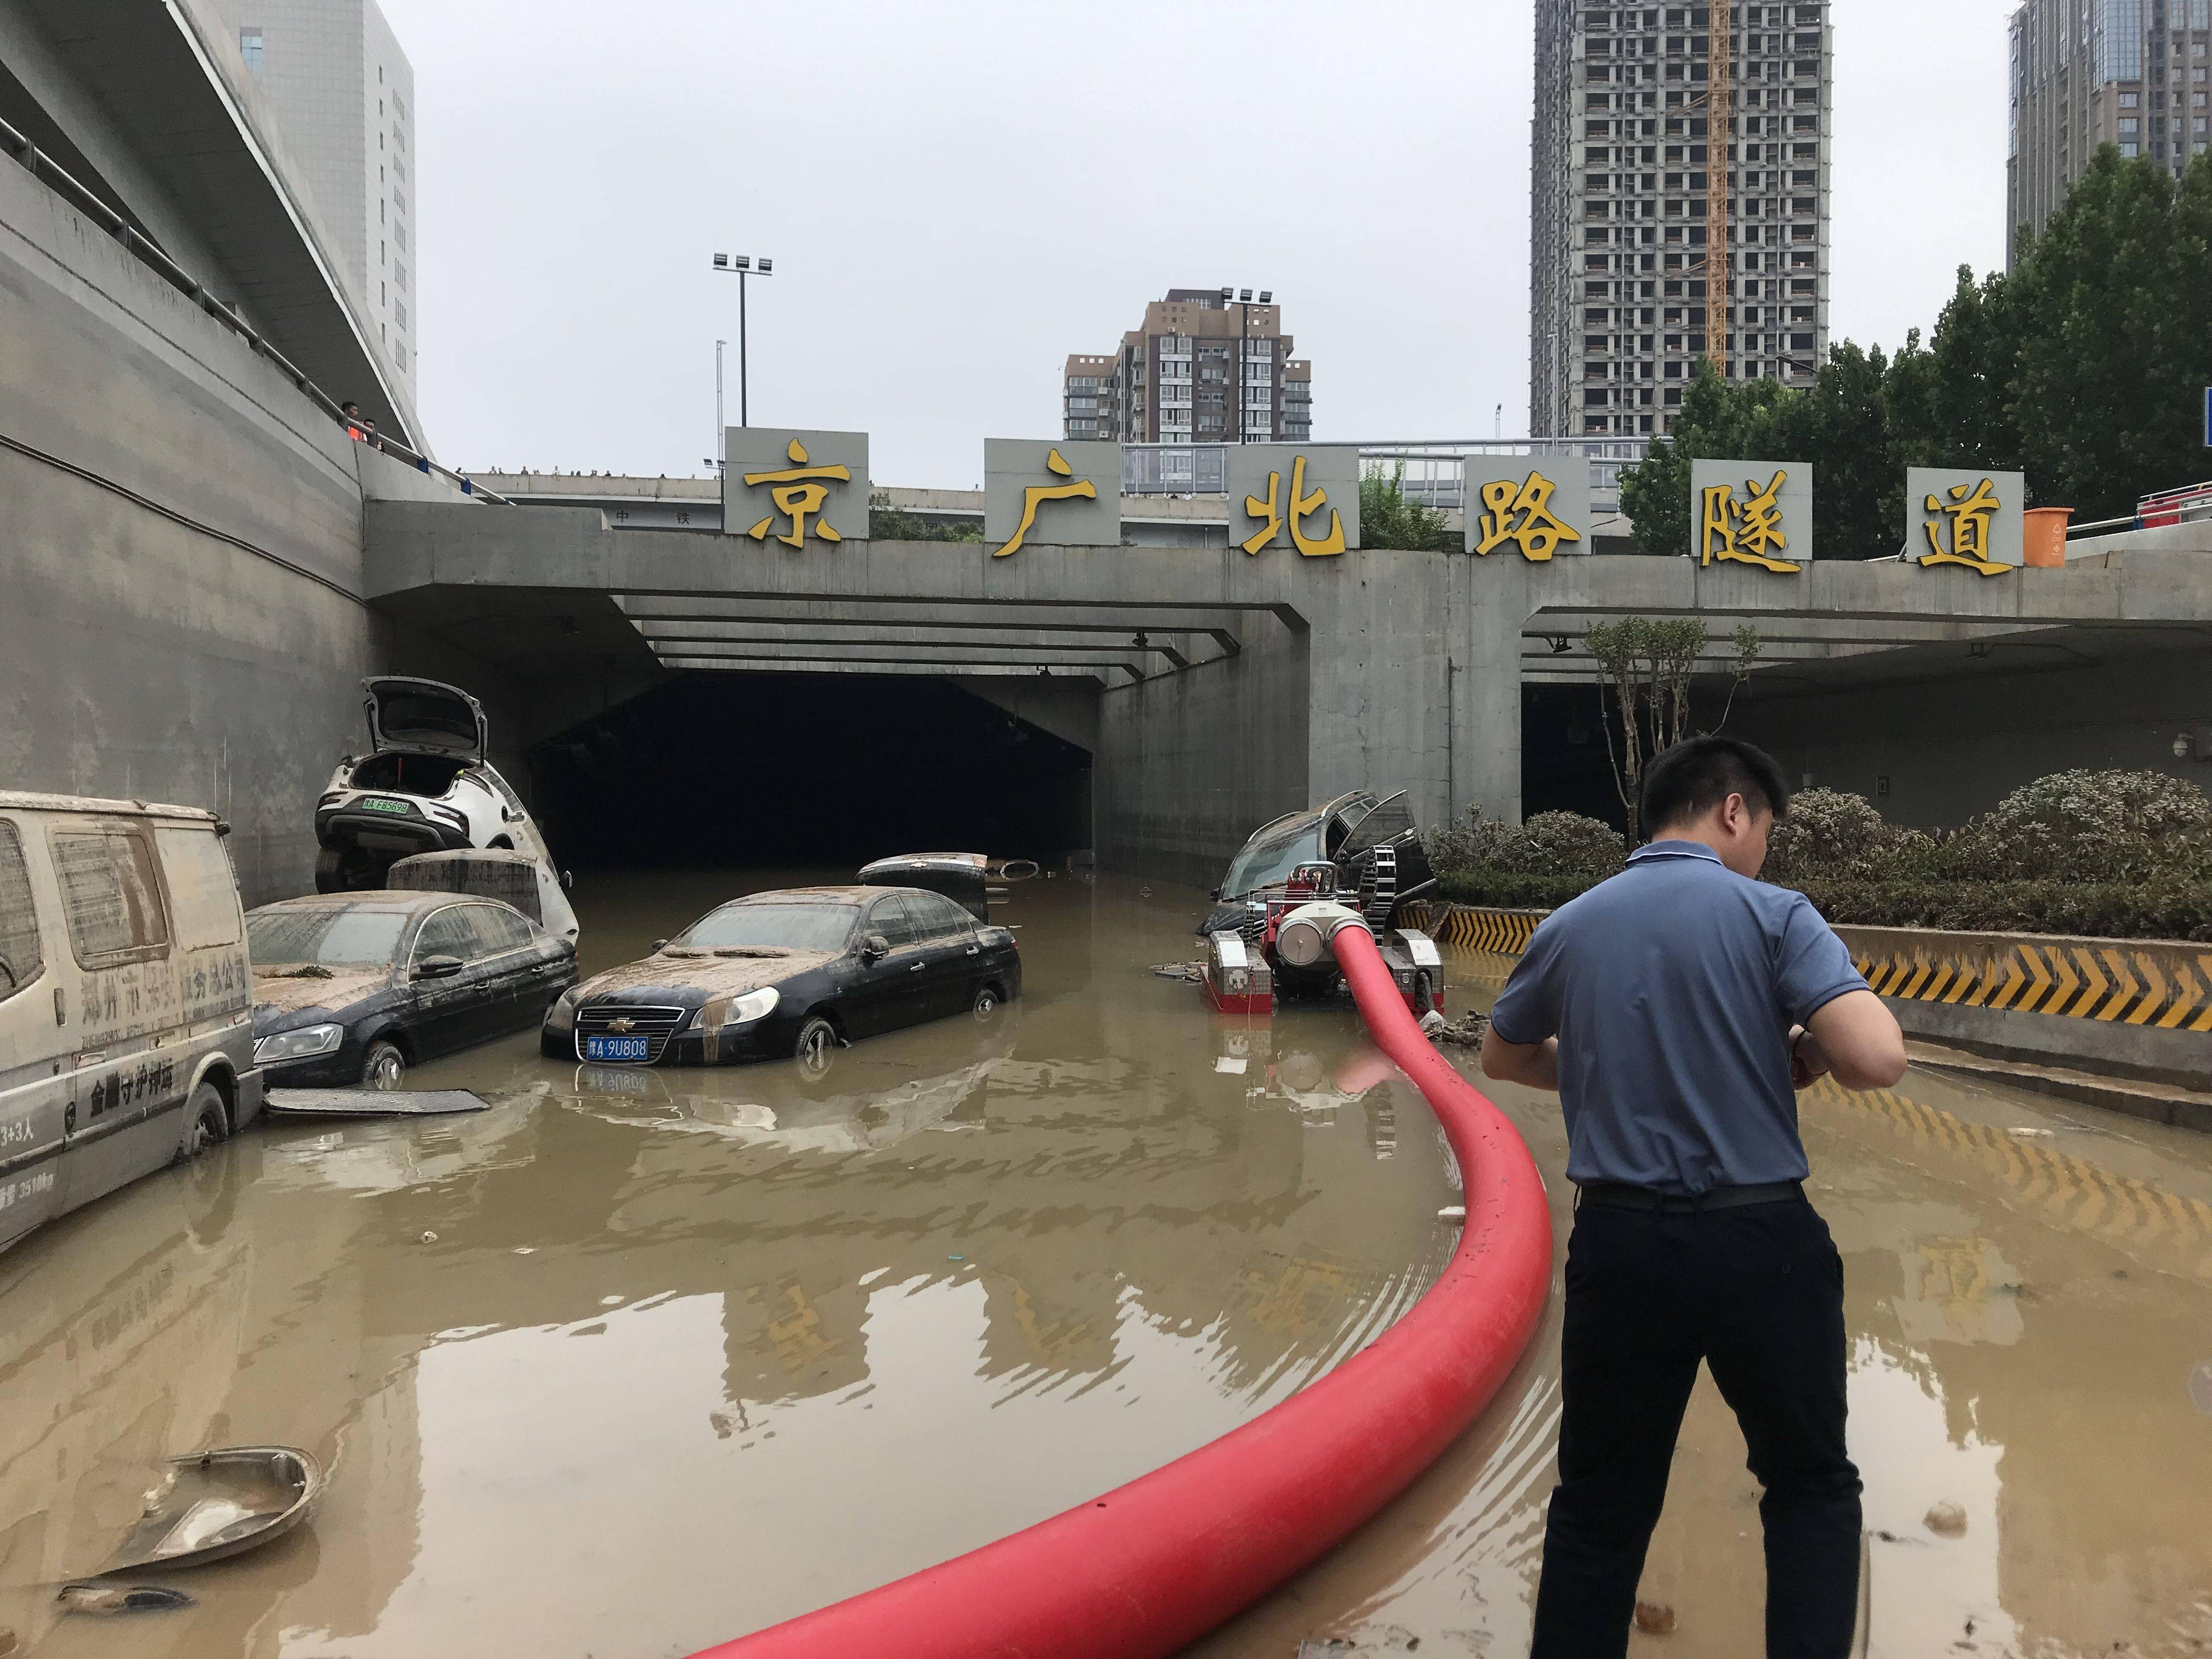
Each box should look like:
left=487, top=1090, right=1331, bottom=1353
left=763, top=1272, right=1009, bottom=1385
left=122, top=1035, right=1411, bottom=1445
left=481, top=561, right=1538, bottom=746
left=4, top=869, right=2212, bottom=1658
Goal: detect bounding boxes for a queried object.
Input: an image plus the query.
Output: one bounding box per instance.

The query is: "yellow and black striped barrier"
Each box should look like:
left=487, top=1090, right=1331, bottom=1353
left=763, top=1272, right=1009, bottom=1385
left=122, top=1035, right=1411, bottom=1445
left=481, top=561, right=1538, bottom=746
left=1399, top=903, right=1548, bottom=955
left=1834, top=926, right=2212, bottom=1030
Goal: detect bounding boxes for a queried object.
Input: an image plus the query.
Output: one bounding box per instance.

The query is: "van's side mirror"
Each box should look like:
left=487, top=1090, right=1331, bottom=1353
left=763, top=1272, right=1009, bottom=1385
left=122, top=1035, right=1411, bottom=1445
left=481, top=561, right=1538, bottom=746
left=861, top=934, right=891, bottom=963
left=414, top=955, right=464, bottom=980
left=650, top=939, right=669, bottom=953
left=562, top=870, right=575, bottom=890
left=1210, top=887, right=1221, bottom=900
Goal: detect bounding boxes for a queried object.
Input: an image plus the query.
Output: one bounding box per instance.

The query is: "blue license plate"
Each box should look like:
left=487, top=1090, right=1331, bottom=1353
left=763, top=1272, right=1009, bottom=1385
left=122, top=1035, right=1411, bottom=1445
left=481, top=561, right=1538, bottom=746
left=584, top=1036, right=651, bottom=1062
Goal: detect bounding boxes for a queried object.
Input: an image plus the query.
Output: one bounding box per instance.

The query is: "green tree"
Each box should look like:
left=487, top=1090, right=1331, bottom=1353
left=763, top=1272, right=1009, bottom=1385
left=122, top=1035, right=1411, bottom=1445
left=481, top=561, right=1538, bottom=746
left=2007, top=148, right=2212, bottom=520
left=1359, top=462, right=1452, bottom=551
left=868, top=492, right=981, bottom=542
left=1617, top=148, right=2212, bottom=552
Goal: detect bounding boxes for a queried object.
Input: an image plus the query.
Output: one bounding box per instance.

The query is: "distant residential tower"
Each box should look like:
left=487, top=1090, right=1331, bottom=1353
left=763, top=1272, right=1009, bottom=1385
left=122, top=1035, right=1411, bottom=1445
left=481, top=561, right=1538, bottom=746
left=1063, top=289, right=1312, bottom=445
left=1531, top=2, right=1834, bottom=439
left=2007, top=0, right=2211, bottom=268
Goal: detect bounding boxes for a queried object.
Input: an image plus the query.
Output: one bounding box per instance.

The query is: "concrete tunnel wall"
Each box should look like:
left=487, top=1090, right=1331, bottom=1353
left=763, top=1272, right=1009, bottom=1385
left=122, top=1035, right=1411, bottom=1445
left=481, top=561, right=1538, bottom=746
left=0, top=153, right=523, bottom=904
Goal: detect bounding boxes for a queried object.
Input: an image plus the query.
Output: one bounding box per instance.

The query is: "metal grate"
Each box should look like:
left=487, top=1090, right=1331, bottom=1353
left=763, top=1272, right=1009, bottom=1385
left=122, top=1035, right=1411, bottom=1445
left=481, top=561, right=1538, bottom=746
left=574, top=1004, right=687, bottom=1064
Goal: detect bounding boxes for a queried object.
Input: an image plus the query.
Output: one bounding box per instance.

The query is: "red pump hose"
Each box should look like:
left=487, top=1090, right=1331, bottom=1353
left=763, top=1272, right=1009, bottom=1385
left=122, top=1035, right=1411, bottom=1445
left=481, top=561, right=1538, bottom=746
left=688, top=919, right=1552, bottom=1659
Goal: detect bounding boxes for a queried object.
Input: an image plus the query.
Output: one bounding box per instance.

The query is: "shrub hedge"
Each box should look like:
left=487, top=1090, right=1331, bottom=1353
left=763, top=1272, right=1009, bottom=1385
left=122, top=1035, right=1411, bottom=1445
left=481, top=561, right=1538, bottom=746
left=1433, top=870, right=2212, bottom=943
left=1429, top=770, right=2212, bottom=943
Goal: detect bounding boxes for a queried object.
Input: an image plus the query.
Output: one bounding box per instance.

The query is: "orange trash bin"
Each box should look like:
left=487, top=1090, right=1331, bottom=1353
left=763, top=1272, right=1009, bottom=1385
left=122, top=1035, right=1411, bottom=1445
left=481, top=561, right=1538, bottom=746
left=2022, top=505, right=2073, bottom=567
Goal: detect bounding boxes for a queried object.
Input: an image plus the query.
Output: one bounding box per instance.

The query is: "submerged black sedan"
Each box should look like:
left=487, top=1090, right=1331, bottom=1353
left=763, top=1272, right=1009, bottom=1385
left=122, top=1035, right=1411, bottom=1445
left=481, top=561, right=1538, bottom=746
left=545, top=885, right=1020, bottom=1072
left=249, top=893, right=578, bottom=1088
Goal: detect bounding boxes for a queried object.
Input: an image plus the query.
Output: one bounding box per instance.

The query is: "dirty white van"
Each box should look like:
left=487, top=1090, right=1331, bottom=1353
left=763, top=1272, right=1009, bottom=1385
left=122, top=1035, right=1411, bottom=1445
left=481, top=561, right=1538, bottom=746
left=0, top=792, right=262, bottom=1252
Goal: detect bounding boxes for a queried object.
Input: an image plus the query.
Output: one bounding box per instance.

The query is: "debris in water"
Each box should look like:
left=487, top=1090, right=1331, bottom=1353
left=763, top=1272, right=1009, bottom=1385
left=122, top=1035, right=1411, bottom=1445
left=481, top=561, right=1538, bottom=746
left=948, top=1254, right=966, bottom=1262
left=421, top=1231, right=438, bottom=1243
left=58, top=1583, right=194, bottom=1616
left=87, top=1447, right=321, bottom=1575
left=514, top=1246, right=535, bottom=1255
left=1925, top=1501, right=1968, bottom=1537
left=0, top=1627, right=16, bottom=1655
left=1425, top=1011, right=1491, bottom=1048
left=1139, top=887, right=1152, bottom=897
left=1438, top=1205, right=1467, bottom=1220
left=264, top=963, right=335, bottom=979
left=1151, top=962, right=1204, bottom=983
left=1633, top=1600, right=1677, bottom=1634
left=2007, top=1126, right=2052, bottom=1138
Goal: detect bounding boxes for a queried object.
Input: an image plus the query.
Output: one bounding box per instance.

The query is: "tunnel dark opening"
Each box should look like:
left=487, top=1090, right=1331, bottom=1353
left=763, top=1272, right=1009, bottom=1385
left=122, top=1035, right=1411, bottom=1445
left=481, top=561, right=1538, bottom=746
left=528, top=672, right=1093, bottom=871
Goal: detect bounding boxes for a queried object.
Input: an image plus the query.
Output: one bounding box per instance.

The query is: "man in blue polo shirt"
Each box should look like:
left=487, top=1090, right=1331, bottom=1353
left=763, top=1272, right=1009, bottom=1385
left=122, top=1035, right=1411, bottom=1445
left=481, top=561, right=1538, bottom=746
left=1482, top=736, right=1906, bottom=1659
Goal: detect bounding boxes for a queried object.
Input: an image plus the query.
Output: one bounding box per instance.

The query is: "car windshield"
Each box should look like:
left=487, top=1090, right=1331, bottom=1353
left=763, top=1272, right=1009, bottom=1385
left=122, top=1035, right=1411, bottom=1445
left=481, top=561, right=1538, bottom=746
left=678, top=902, right=857, bottom=952
left=249, top=907, right=408, bottom=968
left=1220, top=820, right=1327, bottom=899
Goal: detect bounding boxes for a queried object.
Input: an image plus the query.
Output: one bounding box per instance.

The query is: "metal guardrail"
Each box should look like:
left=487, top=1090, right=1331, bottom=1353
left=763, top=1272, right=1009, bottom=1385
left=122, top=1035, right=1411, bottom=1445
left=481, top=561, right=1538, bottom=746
left=2067, top=481, right=2212, bottom=540
left=0, top=110, right=509, bottom=506
left=1118, top=438, right=1649, bottom=512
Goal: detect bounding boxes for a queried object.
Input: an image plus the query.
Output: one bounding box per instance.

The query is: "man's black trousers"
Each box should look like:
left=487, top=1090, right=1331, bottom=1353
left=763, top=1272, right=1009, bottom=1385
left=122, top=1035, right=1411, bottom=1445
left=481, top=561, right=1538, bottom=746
left=1529, top=1194, right=1863, bottom=1658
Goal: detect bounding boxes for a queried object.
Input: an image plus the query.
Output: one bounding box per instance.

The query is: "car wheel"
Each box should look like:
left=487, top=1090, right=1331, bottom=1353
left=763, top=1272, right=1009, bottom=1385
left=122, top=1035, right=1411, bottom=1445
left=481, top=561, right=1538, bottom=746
left=793, top=1015, right=839, bottom=1080
left=1412, top=972, right=1438, bottom=1017
left=314, top=847, right=347, bottom=894
left=972, top=984, right=1002, bottom=1024
left=361, top=1039, right=406, bottom=1091
left=179, top=1081, right=228, bottom=1163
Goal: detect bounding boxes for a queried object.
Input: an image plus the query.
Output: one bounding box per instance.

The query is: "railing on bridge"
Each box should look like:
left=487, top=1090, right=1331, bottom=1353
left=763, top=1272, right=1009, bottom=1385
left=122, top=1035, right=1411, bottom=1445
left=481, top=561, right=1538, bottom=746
left=2067, top=479, right=2212, bottom=541
left=1118, top=439, right=1650, bottom=517
left=0, top=110, right=509, bottom=505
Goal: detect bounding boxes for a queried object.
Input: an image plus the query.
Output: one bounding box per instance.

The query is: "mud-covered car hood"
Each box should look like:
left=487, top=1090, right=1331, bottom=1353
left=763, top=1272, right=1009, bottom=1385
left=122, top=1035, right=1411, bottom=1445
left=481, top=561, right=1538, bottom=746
left=575, top=948, right=837, bottom=1005
left=252, top=967, right=392, bottom=1031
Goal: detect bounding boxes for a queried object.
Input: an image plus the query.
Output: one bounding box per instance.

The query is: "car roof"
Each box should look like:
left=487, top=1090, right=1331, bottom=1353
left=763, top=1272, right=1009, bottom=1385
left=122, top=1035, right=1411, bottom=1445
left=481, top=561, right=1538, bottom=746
left=722, top=886, right=898, bottom=905
left=0, top=790, right=221, bottom=822
left=247, top=890, right=508, bottom=918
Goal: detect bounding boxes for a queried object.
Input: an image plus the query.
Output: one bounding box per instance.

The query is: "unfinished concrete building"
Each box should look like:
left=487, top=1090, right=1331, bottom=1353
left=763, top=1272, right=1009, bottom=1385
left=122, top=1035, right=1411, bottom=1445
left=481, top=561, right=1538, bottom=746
left=1531, top=2, right=1834, bottom=439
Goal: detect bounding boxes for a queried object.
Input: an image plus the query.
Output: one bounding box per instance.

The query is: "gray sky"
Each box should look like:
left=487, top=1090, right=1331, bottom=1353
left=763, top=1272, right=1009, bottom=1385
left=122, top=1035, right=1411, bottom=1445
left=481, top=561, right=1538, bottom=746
left=384, top=0, right=2024, bottom=486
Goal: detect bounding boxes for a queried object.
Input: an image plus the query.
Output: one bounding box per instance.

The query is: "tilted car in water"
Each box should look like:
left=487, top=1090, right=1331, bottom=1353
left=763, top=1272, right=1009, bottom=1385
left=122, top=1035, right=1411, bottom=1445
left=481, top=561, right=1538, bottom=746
left=314, top=678, right=579, bottom=941
left=545, top=883, right=1021, bottom=1073
left=249, top=891, right=577, bottom=1090
left=1195, top=789, right=1443, bottom=1017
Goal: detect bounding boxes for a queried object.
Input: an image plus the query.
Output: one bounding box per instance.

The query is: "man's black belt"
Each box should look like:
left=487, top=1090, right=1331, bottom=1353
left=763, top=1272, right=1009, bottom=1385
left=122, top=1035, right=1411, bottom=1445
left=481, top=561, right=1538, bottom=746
left=1576, top=1178, right=1804, bottom=1214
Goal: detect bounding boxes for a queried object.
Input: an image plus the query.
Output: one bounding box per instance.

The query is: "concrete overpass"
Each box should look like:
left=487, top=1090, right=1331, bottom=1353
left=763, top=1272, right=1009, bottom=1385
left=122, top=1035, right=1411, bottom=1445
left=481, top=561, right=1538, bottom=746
left=365, top=499, right=2212, bottom=885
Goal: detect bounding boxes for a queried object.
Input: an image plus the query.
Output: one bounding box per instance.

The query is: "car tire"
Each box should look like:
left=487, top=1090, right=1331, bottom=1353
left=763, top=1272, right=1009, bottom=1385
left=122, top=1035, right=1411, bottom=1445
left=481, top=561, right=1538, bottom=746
left=1412, top=972, right=1438, bottom=1017
left=177, top=1081, right=228, bottom=1164
left=361, top=1039, right=406, bottom=1091
left=793, top=1015, right=839, bottom=1080
left=972, top=984, right=1003, bottom=1024
left=314, top=846, right=347, bottom=894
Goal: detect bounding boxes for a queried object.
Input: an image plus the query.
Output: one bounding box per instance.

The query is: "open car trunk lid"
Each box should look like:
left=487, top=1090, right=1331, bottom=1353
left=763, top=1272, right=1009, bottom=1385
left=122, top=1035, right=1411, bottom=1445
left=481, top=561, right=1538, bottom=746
left=363, top=677, right=488, bottom=761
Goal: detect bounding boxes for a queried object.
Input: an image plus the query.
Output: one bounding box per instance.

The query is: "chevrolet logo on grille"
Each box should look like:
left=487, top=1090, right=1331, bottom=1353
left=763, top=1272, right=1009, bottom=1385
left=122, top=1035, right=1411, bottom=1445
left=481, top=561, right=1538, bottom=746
left=607, top=1017, right=636, bottom=1034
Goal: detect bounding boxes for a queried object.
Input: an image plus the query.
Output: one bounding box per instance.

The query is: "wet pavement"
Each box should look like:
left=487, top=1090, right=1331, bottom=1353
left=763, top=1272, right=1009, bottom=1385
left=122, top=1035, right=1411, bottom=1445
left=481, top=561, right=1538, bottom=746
left=2, top=869, right=2210, bottom=1657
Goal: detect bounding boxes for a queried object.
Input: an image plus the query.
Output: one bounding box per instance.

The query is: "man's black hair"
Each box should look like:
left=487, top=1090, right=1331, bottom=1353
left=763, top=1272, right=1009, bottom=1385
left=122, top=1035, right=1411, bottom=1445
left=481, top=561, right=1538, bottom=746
left=1639, top=735, right=1790, bottom=836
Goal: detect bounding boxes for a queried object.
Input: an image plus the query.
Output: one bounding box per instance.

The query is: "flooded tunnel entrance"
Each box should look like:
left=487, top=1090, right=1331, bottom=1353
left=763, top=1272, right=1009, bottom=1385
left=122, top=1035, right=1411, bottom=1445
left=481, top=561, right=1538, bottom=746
left=528, top=671, right=1093, bottom=871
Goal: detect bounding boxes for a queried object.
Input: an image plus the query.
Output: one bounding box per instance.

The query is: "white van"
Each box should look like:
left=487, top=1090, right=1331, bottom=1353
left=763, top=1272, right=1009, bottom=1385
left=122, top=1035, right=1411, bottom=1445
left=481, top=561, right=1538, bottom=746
left=0, top=792, right=263, bottom=1252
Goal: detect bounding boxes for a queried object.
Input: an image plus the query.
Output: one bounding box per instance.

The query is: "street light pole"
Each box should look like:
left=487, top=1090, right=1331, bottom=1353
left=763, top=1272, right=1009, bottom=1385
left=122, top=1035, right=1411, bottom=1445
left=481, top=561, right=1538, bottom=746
left=714, top=338, right=726, bottom=476
left=711, top=253, right=774, bottom=431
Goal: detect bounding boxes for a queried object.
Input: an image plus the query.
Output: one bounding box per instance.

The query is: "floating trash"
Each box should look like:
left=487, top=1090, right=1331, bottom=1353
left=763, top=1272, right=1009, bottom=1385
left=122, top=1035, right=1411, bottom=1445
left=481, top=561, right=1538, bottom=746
left=1633, top=1600, right=1677, bottom=1634
left=1925, top=1500, right=1968, bottom=1537
left=57, top=1583, right=194, bottom=1617
left=267, top=1088, right=489, bottom=1119
left=83, top=1447, right=321, bottom=1576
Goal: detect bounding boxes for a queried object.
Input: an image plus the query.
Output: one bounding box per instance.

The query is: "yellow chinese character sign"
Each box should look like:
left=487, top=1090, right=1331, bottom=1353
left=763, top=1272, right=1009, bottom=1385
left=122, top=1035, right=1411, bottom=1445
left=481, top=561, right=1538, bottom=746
left=1474, top=472, right=1583, bottom=560
left=721, top=427, right=870, bottom=546
left=1464, top=460, right=1590, bottom=558
left=1906, top=467, right=2023, bottom=576
left=1689, top=459, right=1814, bottom=573
left=1228, top=447, right=1360, bottom=554
left=984, top=439, right=1121, bottom=554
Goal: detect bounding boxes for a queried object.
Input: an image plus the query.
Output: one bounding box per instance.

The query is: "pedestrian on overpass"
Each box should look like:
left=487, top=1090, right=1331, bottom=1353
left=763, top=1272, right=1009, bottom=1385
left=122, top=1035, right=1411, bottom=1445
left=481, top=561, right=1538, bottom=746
left=1481, top=735, right=1906, bottom=1658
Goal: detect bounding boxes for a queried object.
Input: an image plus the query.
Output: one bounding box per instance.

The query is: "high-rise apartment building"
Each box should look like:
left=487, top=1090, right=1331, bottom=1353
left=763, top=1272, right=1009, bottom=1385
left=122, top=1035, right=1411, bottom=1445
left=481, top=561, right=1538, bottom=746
left=1531, top=3, right=1833, bottom=439
left=212, top=0, right=418, bottom=397
left=1063, top=289, right=1312, bottom=445
left=2008, top=0, right=2211, bottom=268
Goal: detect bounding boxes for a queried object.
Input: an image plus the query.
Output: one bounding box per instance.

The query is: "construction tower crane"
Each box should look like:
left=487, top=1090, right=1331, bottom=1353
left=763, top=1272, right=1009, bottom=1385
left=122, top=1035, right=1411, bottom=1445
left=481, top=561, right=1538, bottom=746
left=1705, top=2, right=1731, bottom=375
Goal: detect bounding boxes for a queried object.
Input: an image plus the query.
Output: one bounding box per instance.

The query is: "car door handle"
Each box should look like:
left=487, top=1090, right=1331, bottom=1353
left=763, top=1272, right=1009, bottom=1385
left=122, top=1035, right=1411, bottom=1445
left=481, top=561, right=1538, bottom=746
left=965, top=946, right=979, bottom=956
left=909, top=962, right=926, bottom=972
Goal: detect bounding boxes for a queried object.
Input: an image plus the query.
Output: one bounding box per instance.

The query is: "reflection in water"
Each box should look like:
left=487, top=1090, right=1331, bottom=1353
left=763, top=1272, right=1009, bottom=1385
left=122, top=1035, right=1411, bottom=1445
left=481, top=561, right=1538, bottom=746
left=0, top=871, right=1458, bottom=1658
left=1192, top=954, right=2212, bottom=1659
left=2, top=887, right=2210, bottom=1656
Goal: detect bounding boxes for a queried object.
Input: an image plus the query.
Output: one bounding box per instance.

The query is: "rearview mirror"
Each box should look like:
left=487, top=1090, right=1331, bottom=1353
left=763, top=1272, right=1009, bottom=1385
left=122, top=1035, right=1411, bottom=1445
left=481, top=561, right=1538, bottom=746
left=861, top=934, right=891, bottom=963
left=651, top=938, right=669, bottom=953
left=414, top=954, right=464, bottom=980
